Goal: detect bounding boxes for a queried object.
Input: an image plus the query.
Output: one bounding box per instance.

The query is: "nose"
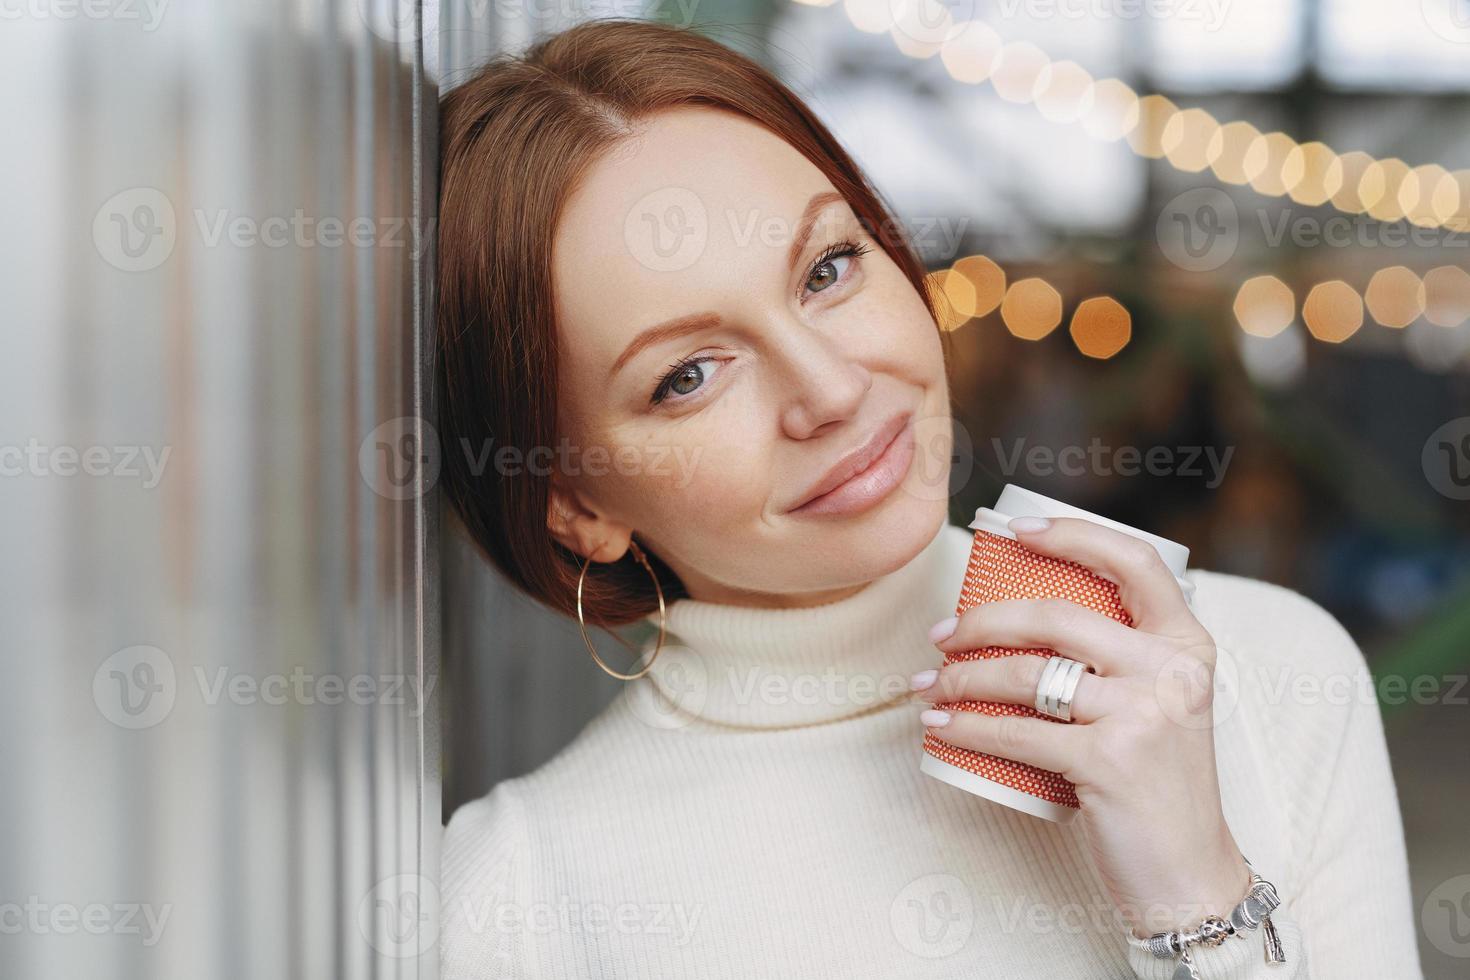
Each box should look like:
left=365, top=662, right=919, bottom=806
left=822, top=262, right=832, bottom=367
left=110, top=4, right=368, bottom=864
left=772, top=318, right=874, bottom=440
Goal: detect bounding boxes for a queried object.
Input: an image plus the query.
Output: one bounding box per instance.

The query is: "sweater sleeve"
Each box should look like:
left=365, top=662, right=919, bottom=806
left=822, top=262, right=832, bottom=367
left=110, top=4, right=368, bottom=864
left=1127, top=587, right=1423, bottom=979
left=441, top=780, right=533, bottom=980
left=1272, top=625, right=1424, bottom=977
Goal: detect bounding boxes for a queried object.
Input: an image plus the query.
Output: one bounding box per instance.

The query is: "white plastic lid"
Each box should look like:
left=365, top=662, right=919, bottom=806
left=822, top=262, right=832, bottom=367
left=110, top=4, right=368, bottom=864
left=969, top=484, right=1194, bottom=599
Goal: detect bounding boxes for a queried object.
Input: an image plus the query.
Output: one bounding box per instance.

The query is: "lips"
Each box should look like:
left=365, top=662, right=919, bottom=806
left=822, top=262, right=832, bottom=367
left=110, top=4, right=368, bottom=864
left=787, top=411, right=913, bottom=514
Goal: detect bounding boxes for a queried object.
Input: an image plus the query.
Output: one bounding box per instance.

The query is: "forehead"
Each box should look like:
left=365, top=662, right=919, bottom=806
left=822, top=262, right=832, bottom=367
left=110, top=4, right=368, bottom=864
left=552, top=107, right=842, bottom=312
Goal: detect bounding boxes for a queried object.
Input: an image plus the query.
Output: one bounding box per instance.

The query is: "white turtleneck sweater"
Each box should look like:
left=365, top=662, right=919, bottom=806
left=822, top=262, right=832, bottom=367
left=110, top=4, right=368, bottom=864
left=441, top=522, right=1423, bottom=979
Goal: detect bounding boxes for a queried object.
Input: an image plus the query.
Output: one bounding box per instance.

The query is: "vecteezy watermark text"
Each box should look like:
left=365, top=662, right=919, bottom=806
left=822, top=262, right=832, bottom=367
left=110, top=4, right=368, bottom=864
left=0, top=898, right=171, bottom=946
left=93, top=645, right=436, bottom=730
left=0, top=439, right=170, bottom=488
left=990, top=437, right=1235, bottom=488
left=993, top=0, right=1231, bottom=31
left=0, top=0, right=169, bottom=30
left=359, top=417, right=706, bottom=501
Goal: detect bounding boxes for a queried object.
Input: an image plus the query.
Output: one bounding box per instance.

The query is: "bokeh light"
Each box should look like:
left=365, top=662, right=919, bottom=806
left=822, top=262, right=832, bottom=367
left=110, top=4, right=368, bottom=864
left=1208, top=121, right=1264, bottom=186
left=1001, top=278, right=1063, bottom=340
left=1034, top=60, right=1094, bottom=124
left=1302, top=280, right=1364, bottom=343
left=1244, top=131, right=1298, bottom=197
left=1161, top=108, right=1219, bottom=173
left=938, top=19, right=1001, bottom=85
left=1400, top=164, right=1457, bottom=228
left=1444, top=170, right=1470, bottom=233
left=1069, top=297, right=1132, bottom=359
left=1236, top=322, right=1307, bottom=388
left=1233, top=276, right=1295, bottom=338
left=1080, top=78, right=1139, bottom=142
left=991, top=41, right=1049, bottom=105
left=1126, top=94, right=1177, bottom=160
left=1404, top=317, right=1470, bottom=372
left=952, top=254, right=1006, bottom=318
left=1422, top=265, right=1470, bottom=327
left=1282, top=142, right=1342, bottom=207
left=1360, top=157, right=1411, bottom=223
left=1330, top=150, right=1376, bottom=214
left=889, top=0, right=951, bottom=59
left=1363, top=266, right=1425, bottom=329
left=926, top=269, right=976, bottom=331
left=842, top=0, right=893, bottom=34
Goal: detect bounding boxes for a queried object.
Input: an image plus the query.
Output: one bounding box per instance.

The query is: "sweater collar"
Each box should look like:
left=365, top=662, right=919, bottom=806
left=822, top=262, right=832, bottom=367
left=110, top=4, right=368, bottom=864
left=634, top=522, right=972, bottom=729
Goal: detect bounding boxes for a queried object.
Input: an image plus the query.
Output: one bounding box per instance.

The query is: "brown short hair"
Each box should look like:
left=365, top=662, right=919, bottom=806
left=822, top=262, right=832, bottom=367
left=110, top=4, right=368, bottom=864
left=435, top=17, right=940, bottom=628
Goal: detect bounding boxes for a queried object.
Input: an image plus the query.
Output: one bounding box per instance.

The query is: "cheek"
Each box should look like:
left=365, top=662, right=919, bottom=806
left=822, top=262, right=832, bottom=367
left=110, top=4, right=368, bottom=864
left=593, top=426, right=772, bottom=523
left=849, top=271, right=945, bottom=370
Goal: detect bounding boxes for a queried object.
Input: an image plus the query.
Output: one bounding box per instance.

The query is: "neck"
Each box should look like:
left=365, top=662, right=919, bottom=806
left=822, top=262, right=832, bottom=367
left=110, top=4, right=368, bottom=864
left=680, top=577, right=873, bottom=611
left=634, top=522, right=973, bottom=729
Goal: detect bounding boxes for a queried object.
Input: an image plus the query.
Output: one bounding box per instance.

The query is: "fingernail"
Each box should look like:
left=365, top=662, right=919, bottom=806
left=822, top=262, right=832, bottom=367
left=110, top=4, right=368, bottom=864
left=927, top=616, right=958, bottom=643
left=1009, top=516, right=1051, bottom=534
left=909, top=668, right=938, bottom=692
left=920, top=709, right=951, bottom=728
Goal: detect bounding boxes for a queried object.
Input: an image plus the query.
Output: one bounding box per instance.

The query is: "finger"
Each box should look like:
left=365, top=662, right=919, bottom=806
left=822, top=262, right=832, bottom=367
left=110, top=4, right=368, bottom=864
left=920, top=706, right=1079, bottom=777
left=1008, top=516, right=1200, bottom=638
left=934, top=597, right=1147, bottom=675
left=915, top=654, right=1116, bottom=724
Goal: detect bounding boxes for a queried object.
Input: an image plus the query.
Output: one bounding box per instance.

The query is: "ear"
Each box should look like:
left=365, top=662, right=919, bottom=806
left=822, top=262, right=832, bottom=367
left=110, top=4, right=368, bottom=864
left=547, top=480, right=632, bottom=564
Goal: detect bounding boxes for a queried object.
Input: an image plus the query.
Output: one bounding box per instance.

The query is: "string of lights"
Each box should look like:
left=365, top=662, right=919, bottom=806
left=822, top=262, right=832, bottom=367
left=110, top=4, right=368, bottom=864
left=804, top=0, right=1470, bottom=364
left=796, top=0, right=1470, bottom=230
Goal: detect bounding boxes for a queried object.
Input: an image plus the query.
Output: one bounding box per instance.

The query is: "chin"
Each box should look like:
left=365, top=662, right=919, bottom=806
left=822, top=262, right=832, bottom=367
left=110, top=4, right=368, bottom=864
left=806, top=490, right=950, bottom=580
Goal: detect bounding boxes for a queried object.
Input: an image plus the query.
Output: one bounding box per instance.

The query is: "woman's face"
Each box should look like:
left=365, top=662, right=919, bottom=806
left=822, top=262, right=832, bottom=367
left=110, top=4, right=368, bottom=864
left=549, top=106, right=953, bottom=608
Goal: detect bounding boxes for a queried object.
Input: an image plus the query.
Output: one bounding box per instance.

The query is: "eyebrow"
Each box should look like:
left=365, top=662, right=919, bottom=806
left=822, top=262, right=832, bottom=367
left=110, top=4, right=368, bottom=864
left=786, top=190, right=847, bottom=273
left=608, top=311, right=722, bottom=379
left=609, top=190, right=849, bottom=381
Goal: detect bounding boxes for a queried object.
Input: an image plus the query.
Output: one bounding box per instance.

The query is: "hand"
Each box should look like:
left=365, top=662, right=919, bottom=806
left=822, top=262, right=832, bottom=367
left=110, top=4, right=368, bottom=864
left=910, top=516, right=1251, bottom=938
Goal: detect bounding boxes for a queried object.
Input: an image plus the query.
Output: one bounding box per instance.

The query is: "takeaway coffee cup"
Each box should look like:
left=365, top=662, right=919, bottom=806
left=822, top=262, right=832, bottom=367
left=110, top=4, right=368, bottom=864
left=919, top=484, right=1194, bottom=823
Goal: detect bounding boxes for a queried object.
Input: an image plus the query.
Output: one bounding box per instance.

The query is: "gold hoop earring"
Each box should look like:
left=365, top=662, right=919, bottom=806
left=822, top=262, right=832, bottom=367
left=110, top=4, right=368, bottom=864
left=576, top=537, right=666, bottom=681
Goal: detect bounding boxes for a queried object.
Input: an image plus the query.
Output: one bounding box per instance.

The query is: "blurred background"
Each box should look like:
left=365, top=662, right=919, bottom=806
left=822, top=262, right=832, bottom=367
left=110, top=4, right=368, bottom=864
left=437, top=2, right=1470, bottom=977
left=1, top=0, right=1465, bottom=977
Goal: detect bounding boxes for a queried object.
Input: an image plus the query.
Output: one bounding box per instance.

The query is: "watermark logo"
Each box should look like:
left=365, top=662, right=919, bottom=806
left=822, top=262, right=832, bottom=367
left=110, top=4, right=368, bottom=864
left=358, top=873, right=439, bottom=958
left=1422, top=874, right=1470, bottom=958
left=886, top=0, right=976, bottom=47
left=903, top=414, right=971, bottom=503
left=1423, top=0, right=1470, bottom=45
left=1151, top=643, right=1240, bottom=730
left=624, top=186, right=709, bottom=273
left=360, top=417, right=441, bottom=501
left=1422, top=416, right=1470, bottom=500
left=891, top=872, right=973, bottom=957
left=356, top=0, right=421, bottom=42
left=632, top=648, right=710, bottom=731
left=93, top=187, right=176, bottom=273
left=1157, top=188, right=1238, bottom=272
left=93, top=645, right=177, bottom=730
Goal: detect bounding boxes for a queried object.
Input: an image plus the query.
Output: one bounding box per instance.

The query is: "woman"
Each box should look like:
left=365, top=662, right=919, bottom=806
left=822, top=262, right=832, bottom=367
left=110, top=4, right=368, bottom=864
left=435, top=17, right=1422, bottom=979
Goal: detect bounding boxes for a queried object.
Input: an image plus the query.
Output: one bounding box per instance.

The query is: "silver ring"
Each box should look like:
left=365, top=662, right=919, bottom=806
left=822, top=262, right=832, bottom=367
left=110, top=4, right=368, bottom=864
left=1034, top=656, right=1064, bottom=715
left=1035, top=656, right=1087, bottom=723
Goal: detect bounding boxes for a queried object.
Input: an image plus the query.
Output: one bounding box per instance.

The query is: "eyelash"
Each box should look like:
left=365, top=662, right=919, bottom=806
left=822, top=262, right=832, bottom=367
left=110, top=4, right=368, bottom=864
left=799, top=239, right=871, bottom=303
left=648, top=238, right=872, bottom=406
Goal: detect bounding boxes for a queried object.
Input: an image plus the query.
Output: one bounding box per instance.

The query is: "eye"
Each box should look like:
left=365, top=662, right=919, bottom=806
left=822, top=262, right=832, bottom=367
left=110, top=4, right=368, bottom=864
left=651, top=355, right=724, bottom=406
left=803, top=240, right=871, bottom=299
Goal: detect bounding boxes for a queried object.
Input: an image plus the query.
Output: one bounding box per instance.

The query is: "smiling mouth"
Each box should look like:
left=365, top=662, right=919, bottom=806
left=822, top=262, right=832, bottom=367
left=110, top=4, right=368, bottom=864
left=788, top=412, right=916, bottom=518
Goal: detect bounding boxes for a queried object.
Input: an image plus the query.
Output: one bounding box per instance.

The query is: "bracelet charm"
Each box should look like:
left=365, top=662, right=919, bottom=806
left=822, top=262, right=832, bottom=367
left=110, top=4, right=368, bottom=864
left=1131, top=857, right=1288, bottom=974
